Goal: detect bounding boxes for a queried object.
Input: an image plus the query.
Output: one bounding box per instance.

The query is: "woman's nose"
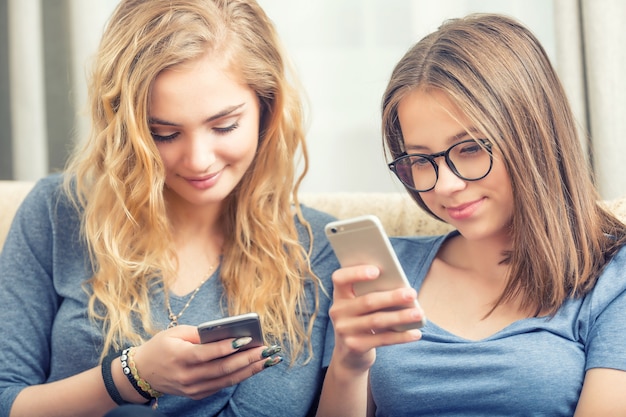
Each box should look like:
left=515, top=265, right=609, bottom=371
left=184, top=133, right=216, bottom=172
left=433, top=160, right=466, bottom=195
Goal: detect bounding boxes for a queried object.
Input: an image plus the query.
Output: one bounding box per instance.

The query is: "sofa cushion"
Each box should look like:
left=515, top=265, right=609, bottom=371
left=1, top=181, right=625, bottom=250
left=299, top=193, right=452, bottom=236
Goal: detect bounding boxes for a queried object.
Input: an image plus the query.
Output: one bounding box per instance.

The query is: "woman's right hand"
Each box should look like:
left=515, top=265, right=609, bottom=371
left=116, top=325, right=281, bottom=402
left=329, top=264, right=424, bottom=373
left=316, top=265, right=424, bottom=417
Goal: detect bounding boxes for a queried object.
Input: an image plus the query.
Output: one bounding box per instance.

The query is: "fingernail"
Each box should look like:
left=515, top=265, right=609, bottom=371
left=232, top=337, right=252, bottom=349
left=263, top=355, right=283, bottom=368
left=403, top=288, right=417, bottom=299
left=364, top=266, right=379, bottom=278
left=409, top=330, right=422, bottom=340
left=261, top=344, right=282, bottom=358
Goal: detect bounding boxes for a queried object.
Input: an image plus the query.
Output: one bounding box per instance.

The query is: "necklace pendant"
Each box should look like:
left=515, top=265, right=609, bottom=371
left=164, top=268, right=215, bottom=330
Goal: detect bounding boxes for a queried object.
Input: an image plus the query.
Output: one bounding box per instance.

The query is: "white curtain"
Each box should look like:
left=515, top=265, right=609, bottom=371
left=4, top=0, right=626, bottom=199
left=7, top=0, right=48, bottom=180
left=554, top=0, right=626, bottom=199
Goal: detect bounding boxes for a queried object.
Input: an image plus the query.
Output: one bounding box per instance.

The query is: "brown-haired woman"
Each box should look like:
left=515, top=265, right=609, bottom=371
left=318, top=13, right=626, bottom=417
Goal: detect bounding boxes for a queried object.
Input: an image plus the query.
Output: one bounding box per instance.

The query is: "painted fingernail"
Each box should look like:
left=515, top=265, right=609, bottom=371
left=261, top=344, right=282, bottom=358
left=232, top=337, right=252, bottom=349
left=263, top=355, right=282, bottom=368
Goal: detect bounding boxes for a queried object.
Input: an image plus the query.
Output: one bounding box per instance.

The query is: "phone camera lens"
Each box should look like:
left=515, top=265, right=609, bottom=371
left=330, top=227, right=338, bottom=234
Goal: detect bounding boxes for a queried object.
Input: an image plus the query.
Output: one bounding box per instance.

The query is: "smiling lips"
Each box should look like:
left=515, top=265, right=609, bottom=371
left=445, top=198, right=485, bottom=220
left=184, top=170, right=222, bottom=190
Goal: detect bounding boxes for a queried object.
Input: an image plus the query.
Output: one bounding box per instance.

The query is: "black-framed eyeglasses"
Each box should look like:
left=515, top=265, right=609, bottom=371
left=388, top=139, right=493, bottom=192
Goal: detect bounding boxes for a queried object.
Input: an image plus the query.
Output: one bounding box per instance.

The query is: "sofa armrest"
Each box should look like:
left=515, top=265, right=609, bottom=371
left=0, top=181, right=35, bottom=249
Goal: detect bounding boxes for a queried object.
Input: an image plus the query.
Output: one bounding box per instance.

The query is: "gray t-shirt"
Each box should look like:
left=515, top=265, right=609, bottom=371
left=369, top=233, right=626, bottom=416
left=0, top=174, right=339, bottom=417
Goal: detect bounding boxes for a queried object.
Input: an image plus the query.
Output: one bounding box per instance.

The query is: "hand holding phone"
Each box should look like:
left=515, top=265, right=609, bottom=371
left=325, top=215, right=426, bottom=330
left=197, top=312, right=264, bottom=350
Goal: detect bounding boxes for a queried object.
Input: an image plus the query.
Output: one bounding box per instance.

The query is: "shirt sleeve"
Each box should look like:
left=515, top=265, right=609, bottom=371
left=0, top=177, right=61, bottom=417
left=584, top=246, right=626, bottom=371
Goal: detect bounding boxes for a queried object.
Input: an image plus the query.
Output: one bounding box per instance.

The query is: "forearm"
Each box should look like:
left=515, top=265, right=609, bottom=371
left=316, top=358, right=370, bottom=417
left=10, top=358, right=146, bottom=417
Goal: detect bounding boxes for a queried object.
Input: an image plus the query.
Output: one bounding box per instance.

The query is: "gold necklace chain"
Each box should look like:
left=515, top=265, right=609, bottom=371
left=166, top=264, right=215, bottom=328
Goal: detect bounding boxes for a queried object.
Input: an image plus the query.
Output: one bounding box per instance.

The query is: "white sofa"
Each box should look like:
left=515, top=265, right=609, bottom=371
left=2, top=180, right=626, bottom=250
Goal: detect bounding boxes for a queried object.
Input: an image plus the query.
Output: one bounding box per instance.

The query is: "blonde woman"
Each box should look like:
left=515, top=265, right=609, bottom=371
left=0, top=1, right=338, bottom=416
left=317, top=13, right=626, bottom=416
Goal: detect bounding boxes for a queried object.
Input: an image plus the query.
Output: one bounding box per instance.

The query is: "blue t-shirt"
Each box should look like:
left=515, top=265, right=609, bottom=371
left=369, top=233, right=626, bottom=416
left=0, top=174, right=339, bottom=417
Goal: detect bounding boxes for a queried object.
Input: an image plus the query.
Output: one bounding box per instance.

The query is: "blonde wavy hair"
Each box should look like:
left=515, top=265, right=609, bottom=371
left=382, top=13, right=626, bottom=315
left=63, top=0, right=318, bottom=362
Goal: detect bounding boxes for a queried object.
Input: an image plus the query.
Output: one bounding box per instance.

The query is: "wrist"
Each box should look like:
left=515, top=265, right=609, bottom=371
left=121, top=347, right=163, bottom=401
left=101, top=351, right=129, bottom=405
left=328, top=355, right=372, bottom=384
left=111, top=350, right=153, bottom=404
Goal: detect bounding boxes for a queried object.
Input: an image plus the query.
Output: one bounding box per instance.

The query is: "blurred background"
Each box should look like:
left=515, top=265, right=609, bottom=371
left=0, top=0, right=625, bottom=198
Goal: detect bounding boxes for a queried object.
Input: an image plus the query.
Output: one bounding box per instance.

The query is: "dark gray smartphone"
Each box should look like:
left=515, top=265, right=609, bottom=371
left=197, top=312, right=264, bottom=350
left=325, top=215, right=426, bottom=330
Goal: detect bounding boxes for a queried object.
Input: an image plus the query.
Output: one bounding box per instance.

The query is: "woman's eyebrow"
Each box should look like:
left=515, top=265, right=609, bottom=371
left=149, top=103, right=245, bottom=126
left=204, top=103, right=245, bottom=123
left=405, top=127, right=480, bottom=152
left=449, top=127, right=479, bottom=142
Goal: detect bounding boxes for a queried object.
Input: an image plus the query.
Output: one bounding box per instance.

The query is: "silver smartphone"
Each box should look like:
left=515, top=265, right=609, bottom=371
left=325, top=215, right=426, bottom=330
left=197, top=312, right=264, bottom=350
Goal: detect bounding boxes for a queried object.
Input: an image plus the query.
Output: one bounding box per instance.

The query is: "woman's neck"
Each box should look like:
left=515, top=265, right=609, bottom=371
left=439, top=232, right=512, bottom=282
left=163, top=192, right=225, bottom=295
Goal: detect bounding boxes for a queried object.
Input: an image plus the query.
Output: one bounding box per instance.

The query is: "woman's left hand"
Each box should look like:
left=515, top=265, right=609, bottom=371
left=127, top=325, right=280, bottom=400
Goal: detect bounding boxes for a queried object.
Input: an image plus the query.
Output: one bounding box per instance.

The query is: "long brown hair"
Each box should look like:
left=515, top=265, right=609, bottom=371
left=382, top=13, right=626, bottom=315
left=64, top=0, right=317, bottom=361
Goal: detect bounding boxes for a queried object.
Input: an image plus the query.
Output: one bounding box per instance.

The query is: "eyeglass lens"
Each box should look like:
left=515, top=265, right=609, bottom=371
left=392, top=140, right=492, bottom=191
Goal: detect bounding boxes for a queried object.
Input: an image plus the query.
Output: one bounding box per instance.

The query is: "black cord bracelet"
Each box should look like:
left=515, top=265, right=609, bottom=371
left=121, top=348, right=152, bottom=402
left=101, top=350, right=128, bottom=406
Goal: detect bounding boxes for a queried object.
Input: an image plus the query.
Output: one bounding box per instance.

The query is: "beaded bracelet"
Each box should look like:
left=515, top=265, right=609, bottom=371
left=120, top=348, right=152, bottom=402
left=101, top=351, right=128, bottom=405
left=121, top=347, right=163, bottom=400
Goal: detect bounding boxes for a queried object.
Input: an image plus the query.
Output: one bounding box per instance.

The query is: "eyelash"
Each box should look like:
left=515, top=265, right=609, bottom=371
left=214, top=122, right=239, bottom=134
left=151, top=132, right=178, bottom=143
left=150, top=122, right=240, bottom=143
